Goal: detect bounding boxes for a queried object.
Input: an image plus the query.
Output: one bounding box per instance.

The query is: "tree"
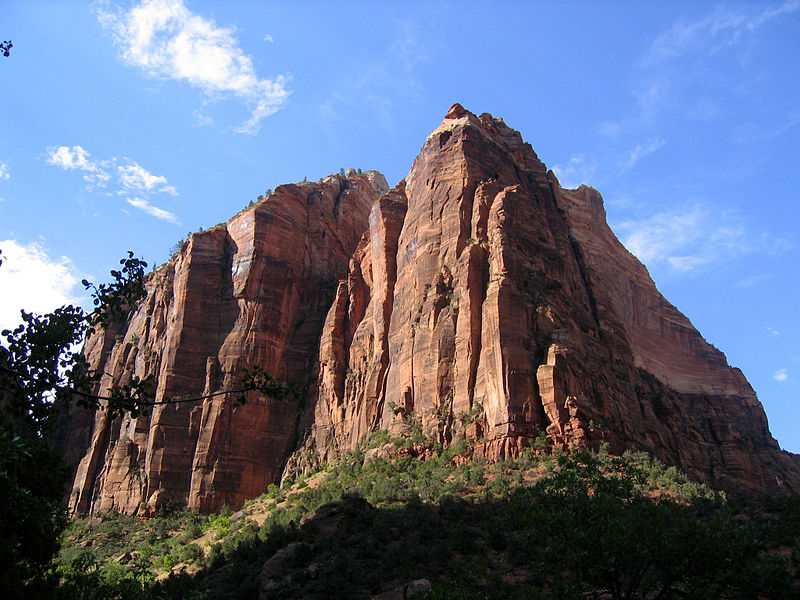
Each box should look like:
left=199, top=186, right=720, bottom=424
left=511, top=450, right=794, bottom=599
left=0, top=251, right=150, bottom=593
left=1, top=252, right=151, bottom=431
left=0, top=426, right=69, bottom=595
left=0, top=249, right=291, bottom=593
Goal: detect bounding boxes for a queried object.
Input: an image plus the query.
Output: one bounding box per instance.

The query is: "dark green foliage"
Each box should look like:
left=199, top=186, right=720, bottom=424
left=52, top=440, right=800, bottom=599
left=0, top=429, right=68, bottom=596
left=1, top=251, right=149, bottom=426
left=0, top=243, right=306, bottom=598
left=0, top=252, right=149, bottom=596
left=169, top=238, right=185, bottom=255
left=237, top=365, right=300, bottom=406
left=503, top=449, right=794, bottom=599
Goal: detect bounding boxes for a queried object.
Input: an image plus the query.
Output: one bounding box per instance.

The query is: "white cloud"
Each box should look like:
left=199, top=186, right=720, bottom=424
left=765, top=326, right=781, bottom=337
left=618, top=206, right=705, bottom=265
left=118, top=161, right=177, bottom=195
left=45, top=145, right=179, bottom=223
left=46, top=145, right=99, bottom=172
left=98, top=0, right=290, bottom=135
left=615, top=204, right=783, bottom=274
left=46, top=146, right=112, bottom=190
left=0, top=161, right=9, bottom=180
left=666, top=255, right=710, bottom=272
left=126, top=197, right=179, bottom=223
left=774, top=368, right=789, bottom=382
left=621, top=139, right=666, bottom=171
left=263, top=33, right=273, bottom=43
left=0, top=240, right=81, bottom=333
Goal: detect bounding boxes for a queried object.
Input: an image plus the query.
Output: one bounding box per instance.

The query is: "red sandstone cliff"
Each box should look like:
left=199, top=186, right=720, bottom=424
left=311, top=104, right=800, bottom=496
left=61, top=106, right=800, bottom=515
left=65, top=172, right=387, bottom=514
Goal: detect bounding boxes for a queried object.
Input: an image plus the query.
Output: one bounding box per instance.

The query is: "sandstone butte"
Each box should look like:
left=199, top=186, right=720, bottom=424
left=57, top=104, right=800, bottom=515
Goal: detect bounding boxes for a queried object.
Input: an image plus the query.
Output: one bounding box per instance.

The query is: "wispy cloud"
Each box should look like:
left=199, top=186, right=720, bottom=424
left=598, top=121, right=622, bottom=137
left=45, top=145, right=112, bottom=189
left=44, top=145, right=179, bottom=223
left=118, top=161, right=177, bottom=195
left=734, top=273, right=771, bottom=288
left=126, top=197, right=179, bottom=224
left=0, top=161, right=9, bottom=180
left=600, top=2, right=799, bottom=141
left=193, top=110, right=214, bottom=127
left=774, top=368, right=789, bottom=382
left=98, top=0, right=290, bottom=135
left=0, top=239, right=81, bottom=333
left=621, top=139, right=666, bottom=171
left=765, top=326, right=781, bottom=337
left=645, top=1, right=800, bottom=66
left=318, top=16, right=429, bottom=137
left=615, top=203, right=788, bottom=274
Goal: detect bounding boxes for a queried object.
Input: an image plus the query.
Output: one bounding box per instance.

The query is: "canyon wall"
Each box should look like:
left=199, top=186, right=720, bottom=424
left=311, top=104, right=800, bottom=496
left=65, top=172, right=387, bottom=514
left=61, top=106, right=800, bottom=514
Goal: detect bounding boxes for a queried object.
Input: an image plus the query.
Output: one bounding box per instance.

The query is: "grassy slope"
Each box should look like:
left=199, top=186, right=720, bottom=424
left=52, top=432, right=800, bottom=600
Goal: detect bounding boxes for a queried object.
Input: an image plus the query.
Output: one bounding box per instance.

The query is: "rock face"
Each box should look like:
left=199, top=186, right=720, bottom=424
left=65, top=173, right=387, bottom=514
left=311, top=105, right=800, bottom=496
left=61, top=106, right=800, bottom=515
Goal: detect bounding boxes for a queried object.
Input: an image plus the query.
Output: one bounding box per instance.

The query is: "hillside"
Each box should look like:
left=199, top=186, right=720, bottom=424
left=52, top=432, right=800, bottom=599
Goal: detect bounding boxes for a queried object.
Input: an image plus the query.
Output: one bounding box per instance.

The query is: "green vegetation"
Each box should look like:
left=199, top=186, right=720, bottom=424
left=41, top=433, right=800, bottom=599
left=0, top=248, right=293, bottom=597
left=0, top=250, right=150, bottom=597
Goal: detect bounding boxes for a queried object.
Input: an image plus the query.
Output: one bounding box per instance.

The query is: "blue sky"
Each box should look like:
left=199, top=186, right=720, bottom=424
left=1, top=1, right=799, bottom=452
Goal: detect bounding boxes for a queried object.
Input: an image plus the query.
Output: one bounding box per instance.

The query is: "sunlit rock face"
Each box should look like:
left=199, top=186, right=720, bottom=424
left=61, top=106, right=800, bottom=515
left=311, top=104, right=800, bottom=497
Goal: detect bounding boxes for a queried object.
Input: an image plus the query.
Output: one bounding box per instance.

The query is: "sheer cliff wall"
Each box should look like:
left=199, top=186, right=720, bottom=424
left=65, top=173, right=386, bottom=514
left=61, top=107, right=800, bottom=515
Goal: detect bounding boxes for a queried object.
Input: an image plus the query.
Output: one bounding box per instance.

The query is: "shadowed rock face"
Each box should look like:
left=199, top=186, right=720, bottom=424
left=61, top=107, right=800, bottom=515
left=64, top=173, right=386, bottom=514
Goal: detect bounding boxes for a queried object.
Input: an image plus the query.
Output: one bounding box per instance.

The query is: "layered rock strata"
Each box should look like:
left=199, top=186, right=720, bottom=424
left=62, top=106, right=800, bottom=515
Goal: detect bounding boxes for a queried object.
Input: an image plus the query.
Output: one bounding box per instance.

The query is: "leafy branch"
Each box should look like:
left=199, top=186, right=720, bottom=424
left=0, top=250, right=295, bottom=430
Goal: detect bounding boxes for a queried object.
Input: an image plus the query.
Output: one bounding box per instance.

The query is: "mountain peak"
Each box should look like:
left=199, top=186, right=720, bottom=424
left=445, top=102, right=470, bottom=119
left=60, top=108, right=800, bottom=515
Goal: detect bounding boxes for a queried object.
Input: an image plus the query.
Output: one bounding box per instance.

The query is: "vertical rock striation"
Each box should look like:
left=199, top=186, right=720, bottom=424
left=311, top=104, right=800, bottom=496
left=61, top=106, right=800, bottom=515
left=66, top=173, right=386, bottom=514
